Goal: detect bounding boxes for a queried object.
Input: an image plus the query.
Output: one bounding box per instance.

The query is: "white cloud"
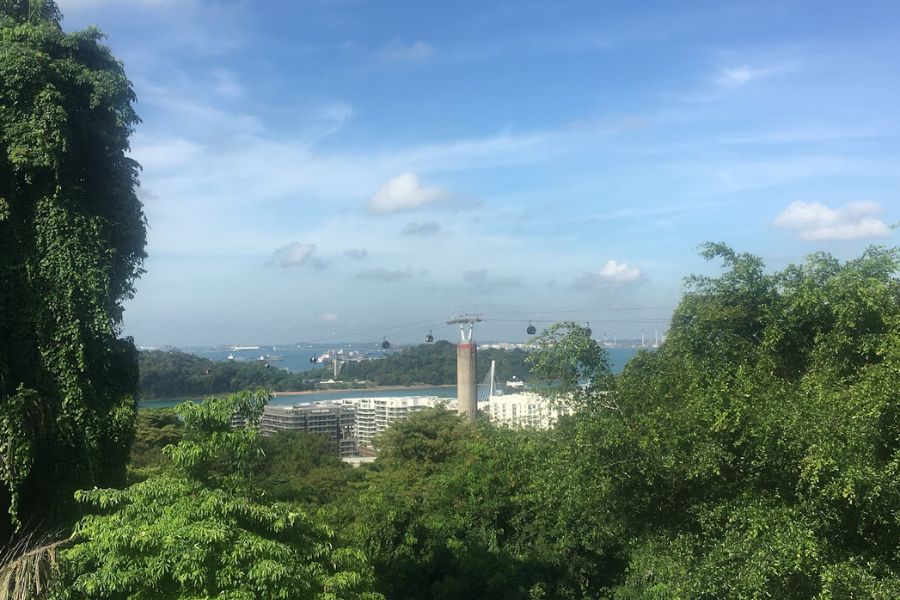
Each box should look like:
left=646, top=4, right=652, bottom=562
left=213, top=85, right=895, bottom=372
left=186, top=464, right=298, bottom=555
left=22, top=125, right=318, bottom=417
left=599, top=260, right=642, bottom=282
left=715, top=65, right=767, bottom=87
left=269, top=242, right=328, bottom=268
left=130, top=135, right=202, bottom=171
left=774, top=201, right=890, bottom=241
left=378, top=39, right=434, bottom=62
left=574, top=260, right=642, bottom=288
left=367, top=173, right=450, bottom=214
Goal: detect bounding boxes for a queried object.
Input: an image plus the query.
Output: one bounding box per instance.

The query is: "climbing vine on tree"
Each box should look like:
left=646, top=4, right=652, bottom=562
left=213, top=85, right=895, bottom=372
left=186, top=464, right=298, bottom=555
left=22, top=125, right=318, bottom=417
left=0, top=0, right=146, bottom=535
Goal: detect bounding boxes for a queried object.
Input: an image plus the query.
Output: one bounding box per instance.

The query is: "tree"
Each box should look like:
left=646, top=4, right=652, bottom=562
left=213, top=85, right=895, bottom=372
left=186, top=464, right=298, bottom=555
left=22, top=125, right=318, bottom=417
left=0, top=0, right=146, bottom=535
left=138, top=350, right=317, bottom=400
left=53, top=391, right=382, bottom=599
left=336, top=409, right=568, bottom=600
left=526, top=321, right=613, bottom=411
left=254, top=431, right=363, bottom=506
left=128, top=407, right=182, bottom=474
left=528, top=245, right=900, bottom=598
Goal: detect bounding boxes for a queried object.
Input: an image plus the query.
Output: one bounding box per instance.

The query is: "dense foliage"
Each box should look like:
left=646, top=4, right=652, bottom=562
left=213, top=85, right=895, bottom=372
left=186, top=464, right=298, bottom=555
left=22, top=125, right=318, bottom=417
left=592, top=244, right=900, bottom=598
left=128, top=407, right=181, bottom=473
left=8, top=2, right=896, bottom=598
left=55, top=391, right=382, bottom=599
left=13, top=244, right=892, bottom=599
left=338, top=341, right=530, bottom=386
left=139, top=350, right=317, bottom=400
left=334, top=246, right=900, bottom=598
left=334, top=409, right=558, bottom=600
left=0, top=0, right=146, bottom=535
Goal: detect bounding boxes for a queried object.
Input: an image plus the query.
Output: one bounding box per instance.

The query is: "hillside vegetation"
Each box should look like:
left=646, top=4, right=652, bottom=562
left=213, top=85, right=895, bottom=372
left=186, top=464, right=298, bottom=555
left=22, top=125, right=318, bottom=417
left=37, top=244, right=899, bottom=599
left=138, top=350, right=318, bottom=399
left=337, top=340, right=530, bottom=386
left=138, top=343, right=530, bottom=399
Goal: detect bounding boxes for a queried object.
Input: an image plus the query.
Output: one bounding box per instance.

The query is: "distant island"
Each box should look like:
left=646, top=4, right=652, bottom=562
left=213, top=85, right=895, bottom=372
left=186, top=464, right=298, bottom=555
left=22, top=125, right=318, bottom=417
left=138, top=341, right=531, bottom=400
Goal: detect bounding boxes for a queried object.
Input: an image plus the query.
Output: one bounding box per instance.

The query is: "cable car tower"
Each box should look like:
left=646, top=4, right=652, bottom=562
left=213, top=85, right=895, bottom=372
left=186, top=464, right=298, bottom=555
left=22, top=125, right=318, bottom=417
left=447, top=314, right=482, bottom=421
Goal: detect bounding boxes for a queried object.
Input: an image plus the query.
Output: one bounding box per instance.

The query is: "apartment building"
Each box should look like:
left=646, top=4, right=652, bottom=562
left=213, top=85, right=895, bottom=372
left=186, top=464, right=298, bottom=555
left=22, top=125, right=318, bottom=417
left=486, top=392, right=570, bottom=429
left=350, top=396, right=448, bottom=447
left=258, top=402, right=358, bottom=457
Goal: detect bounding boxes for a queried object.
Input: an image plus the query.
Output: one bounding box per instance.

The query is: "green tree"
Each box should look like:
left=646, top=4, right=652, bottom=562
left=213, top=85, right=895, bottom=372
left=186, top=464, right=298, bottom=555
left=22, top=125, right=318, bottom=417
left=255, top=431, right=363, bottom=506
left=528, top=245, right=900, bottom=598
left=526, top=321, right=613, bottom=411
left=340, top=409, right=558, bottom=600
left=138, top=350, right=317, bottom=400
left=54, top=391, right=382, bottom=599
left=128, top=407, right=182, bottom=474
left=0, top=0, right=146, bottom=534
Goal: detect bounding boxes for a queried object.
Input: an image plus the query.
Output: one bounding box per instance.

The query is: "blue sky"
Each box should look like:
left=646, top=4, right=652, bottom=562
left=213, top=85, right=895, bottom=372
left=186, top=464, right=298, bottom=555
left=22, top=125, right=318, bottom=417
left=57, top=0, right=900, bottom=347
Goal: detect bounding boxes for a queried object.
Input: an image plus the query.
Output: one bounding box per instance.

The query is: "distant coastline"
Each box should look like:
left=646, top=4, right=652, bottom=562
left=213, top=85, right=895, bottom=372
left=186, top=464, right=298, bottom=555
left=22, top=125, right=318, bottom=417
left=140, top=383, right=457, bottom=408
left=272, top=383, right=455, bottom=397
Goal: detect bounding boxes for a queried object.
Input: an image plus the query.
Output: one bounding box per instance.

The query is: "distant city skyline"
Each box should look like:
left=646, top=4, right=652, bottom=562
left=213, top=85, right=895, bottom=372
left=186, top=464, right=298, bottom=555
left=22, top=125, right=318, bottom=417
left=56, top=0, right=900, bottom=346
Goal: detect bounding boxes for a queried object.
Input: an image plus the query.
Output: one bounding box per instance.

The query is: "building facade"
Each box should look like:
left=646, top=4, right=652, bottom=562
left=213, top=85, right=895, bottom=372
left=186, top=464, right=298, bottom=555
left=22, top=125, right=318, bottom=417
left=258, top=402, right=358, bottom=457
left=349, top=396, right=448, bottom=447
left=486, top=392, right=570, bottom=429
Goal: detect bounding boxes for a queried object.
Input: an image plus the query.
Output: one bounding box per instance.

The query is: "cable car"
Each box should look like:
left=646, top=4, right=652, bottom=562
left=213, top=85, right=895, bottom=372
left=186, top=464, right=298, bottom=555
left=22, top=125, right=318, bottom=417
left=527, top=321, right=536, bottom=335
left=425, top=330, right=434, bottom=343
left=309, top=356, right=317, bottom=363
left=382, top=338, right=391, bottom=349
left=585, top=322, right=592, bottom=337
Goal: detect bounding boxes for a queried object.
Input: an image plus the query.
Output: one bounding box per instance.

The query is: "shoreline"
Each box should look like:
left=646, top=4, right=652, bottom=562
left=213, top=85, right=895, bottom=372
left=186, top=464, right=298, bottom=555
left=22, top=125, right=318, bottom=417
left=141, top=383, right=456, bottom=405
left=272, top=383, right=455, bottom=397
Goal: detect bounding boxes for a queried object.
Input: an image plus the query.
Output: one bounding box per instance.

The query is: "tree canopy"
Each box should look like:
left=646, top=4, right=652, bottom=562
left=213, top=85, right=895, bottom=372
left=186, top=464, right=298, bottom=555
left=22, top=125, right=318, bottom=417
left=528, top=244, right=900, bottom=598
left=55, top=391, right=382, bottom=599
left=14, top=244, right=891, bottom=599
left=0, top=0, right=146, bottom=535
left=325, top=245, right=900, bottom=599
left=139, top=350, right=317, bottom=400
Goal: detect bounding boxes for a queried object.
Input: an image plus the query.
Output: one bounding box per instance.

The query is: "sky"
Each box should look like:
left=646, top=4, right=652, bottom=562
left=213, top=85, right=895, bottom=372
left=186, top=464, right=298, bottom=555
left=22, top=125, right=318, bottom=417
left=56, top=0, right=900, bottom=347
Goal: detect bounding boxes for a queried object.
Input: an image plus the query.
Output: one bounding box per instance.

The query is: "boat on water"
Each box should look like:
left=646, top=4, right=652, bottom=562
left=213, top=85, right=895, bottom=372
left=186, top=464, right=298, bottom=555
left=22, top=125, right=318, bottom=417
left=506, top=377, right=525, bottom=390
left=257, top=354, right=285, bottom=362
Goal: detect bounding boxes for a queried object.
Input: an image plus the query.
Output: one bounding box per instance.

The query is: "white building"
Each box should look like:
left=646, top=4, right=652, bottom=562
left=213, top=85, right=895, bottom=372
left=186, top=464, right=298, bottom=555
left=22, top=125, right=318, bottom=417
left=485, top=392, right=570, bottom=429
left=257, top=390, right=567, bottom=456
left=339, top=396, right=451, bottom=447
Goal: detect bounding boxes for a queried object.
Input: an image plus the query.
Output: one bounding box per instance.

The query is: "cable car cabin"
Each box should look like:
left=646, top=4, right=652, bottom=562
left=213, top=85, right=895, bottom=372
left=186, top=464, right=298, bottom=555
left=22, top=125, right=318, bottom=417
left=309, top=356, right=317, bottom=363
left=527, top=322, right=537, bottom=335
left=382, top=338, right=391, bottom=349
left=425, top=330, right=434, bottom=343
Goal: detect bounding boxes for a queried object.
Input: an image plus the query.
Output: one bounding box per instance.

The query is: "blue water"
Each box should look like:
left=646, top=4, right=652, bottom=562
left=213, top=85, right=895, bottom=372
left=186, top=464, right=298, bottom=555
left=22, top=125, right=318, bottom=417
left=141, top=346, right=645, bottom=409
